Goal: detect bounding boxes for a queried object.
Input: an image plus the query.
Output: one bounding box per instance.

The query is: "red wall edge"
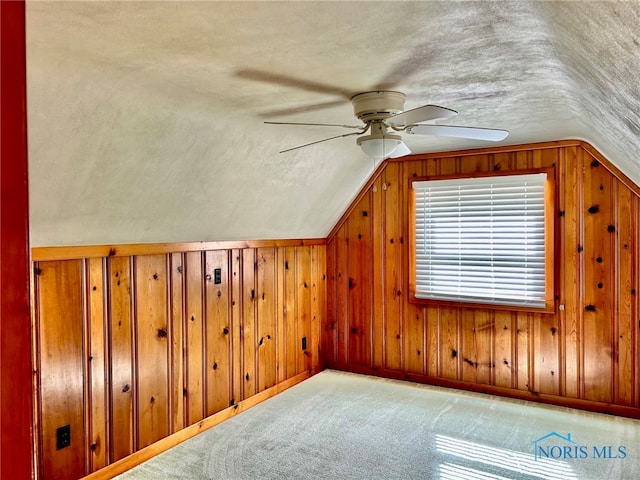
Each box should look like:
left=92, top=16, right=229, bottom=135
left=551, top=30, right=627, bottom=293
left=1, top=1, right=36, bottom=478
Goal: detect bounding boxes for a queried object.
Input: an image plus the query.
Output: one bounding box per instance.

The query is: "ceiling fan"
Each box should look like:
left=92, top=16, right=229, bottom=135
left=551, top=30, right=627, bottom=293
left=265, top=90, right=509, bottom=160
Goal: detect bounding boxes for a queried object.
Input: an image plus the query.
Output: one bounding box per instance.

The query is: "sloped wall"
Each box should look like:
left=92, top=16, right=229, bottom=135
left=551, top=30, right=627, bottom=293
left=324, top=141, right=640, bottom=416
left=33, top=241, right=325, bottom=479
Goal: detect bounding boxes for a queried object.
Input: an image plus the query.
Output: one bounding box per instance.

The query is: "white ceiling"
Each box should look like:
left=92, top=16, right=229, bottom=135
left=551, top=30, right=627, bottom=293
left=26, top=1, right=640, bottom=247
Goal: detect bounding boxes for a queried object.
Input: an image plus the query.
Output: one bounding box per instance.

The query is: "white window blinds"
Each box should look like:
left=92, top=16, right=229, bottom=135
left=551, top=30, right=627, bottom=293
left=413, top=173, right=547, bottom=307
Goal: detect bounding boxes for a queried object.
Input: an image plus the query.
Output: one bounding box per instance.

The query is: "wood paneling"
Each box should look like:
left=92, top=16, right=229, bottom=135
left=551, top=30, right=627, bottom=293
left=169, top=253, right=184, bottom=433
left=135, top=255, right=169, bottom=448
left=296, top=246, right=313, bottom=373
left=36, top=260, right=86, bottom=480
left=109, top=256, right=134, bottom=462
left=33, top=242, right=325, bottom=479
left=87, top=258, right=107, bottom=471
left=241, top=248, right=257, bottom=399
left=326, top=142, right=640, bottom=416
left=205, top=250, right=232, bottom=414
left=282, top=247, right=298, bottom=378
left=257, top=248, right=277, bottom=391
left=185, top=252, right=205, bottom=425
left=347, top=195, right=373, bottom=366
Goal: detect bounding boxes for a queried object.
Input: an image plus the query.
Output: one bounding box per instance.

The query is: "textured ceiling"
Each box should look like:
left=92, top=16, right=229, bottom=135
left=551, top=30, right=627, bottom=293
left=26, top=1, right=640, bottom=247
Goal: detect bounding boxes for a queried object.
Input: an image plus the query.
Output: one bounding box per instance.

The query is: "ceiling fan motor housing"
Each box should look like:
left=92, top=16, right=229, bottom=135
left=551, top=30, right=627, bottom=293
left=351, top=91, right=406, bottom=121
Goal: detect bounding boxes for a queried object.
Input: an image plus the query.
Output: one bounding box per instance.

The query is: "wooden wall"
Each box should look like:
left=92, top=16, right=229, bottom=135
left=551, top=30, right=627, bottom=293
left=324, top=141, right=640, bottom=416
left=33, top=241, right=325, bottom=479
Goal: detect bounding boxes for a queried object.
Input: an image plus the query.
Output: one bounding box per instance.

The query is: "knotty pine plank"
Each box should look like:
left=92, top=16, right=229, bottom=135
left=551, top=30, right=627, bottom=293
left=382, top=165, right=403, bottom=370
left=256, top=247, right=277, bottom=390
left=296, top=247, right=313, bottom=374
left=37, top=260, right=86, bottom=479
left=135, top=255, right=170, bottom=449
left=169, top=253, right=185, bottom=433
left=241, top=249, right=257, bottom=398
left=347, top=194, right=373, bottom=367
left=185, top=252, right=205, bottom=424
left=204, top=250, right=232, bottom=414
left=109, top=256, right=135, bottom=462
left=87, top=258, right=108, bottom=471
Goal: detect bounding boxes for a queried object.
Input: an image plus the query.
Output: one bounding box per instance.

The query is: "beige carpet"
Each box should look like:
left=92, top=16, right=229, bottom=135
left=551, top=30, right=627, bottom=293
left=118, top=370, right=640, bottom=480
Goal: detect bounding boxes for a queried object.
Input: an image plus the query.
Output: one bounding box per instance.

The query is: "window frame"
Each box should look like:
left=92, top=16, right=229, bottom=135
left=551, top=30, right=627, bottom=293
left=408, top=167, right=556, bottom=314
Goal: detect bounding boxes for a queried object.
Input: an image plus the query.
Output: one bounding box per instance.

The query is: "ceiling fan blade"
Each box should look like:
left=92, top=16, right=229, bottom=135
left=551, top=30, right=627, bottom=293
left=236, top=69, right=353, bottom=98
left=259, top=99, right=348, bottom=118
left=389, top=141, right=411, bottom=158
left=265, top=121, right=364, bottom=129
left=385, top=105, right=458, bottom=128
left=279, top=131, right=364, bottom=154
left=406, top=124, right=509, bottom=141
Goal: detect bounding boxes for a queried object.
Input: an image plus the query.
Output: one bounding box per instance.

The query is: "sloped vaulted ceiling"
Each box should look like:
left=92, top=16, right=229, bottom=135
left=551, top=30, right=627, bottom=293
left=26, top=1, right=640, bottom=247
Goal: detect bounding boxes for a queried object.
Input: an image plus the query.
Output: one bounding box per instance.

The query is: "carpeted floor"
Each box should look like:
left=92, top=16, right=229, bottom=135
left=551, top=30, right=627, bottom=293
left=117, top=370, right=640, bottom=480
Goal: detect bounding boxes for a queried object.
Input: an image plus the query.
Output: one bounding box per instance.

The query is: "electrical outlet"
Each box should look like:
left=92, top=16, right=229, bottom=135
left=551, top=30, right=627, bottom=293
left=214, top=268, right=222, bottom=284
left=301, top=336, right=307, bottom=350
left=56, top=424, right=71, bottom=450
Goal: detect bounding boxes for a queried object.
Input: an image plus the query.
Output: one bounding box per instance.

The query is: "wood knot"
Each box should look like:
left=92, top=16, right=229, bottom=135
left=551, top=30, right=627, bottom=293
left=153, top=273, right=158, bottom=280
left=157, top=328, right=167, bottom=338
left=122, top=384, right=130, bottom=393
left=451, top=349, right=457, bottom=358
left=588, top=205, right=599, bottom=214
left=223, top=327, right=229, bottom=335
left=212, top=362, right=218, bottom=370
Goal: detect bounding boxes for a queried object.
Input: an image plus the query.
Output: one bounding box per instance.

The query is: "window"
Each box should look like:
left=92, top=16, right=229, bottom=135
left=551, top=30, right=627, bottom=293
left=410, top=170, right=554, bottom=311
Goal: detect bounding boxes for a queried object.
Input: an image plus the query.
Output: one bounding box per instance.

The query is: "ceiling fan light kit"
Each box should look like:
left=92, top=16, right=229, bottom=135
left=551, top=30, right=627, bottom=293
left=356, top=120, right=404, bottom=160
left=266, top=90, right=509, bottom=159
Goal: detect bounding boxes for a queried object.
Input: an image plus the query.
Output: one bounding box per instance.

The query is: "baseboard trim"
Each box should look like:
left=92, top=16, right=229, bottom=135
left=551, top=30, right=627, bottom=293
left=327, top=362, right=640, bottom=420
left=82, top=367, right=321, bottom=479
